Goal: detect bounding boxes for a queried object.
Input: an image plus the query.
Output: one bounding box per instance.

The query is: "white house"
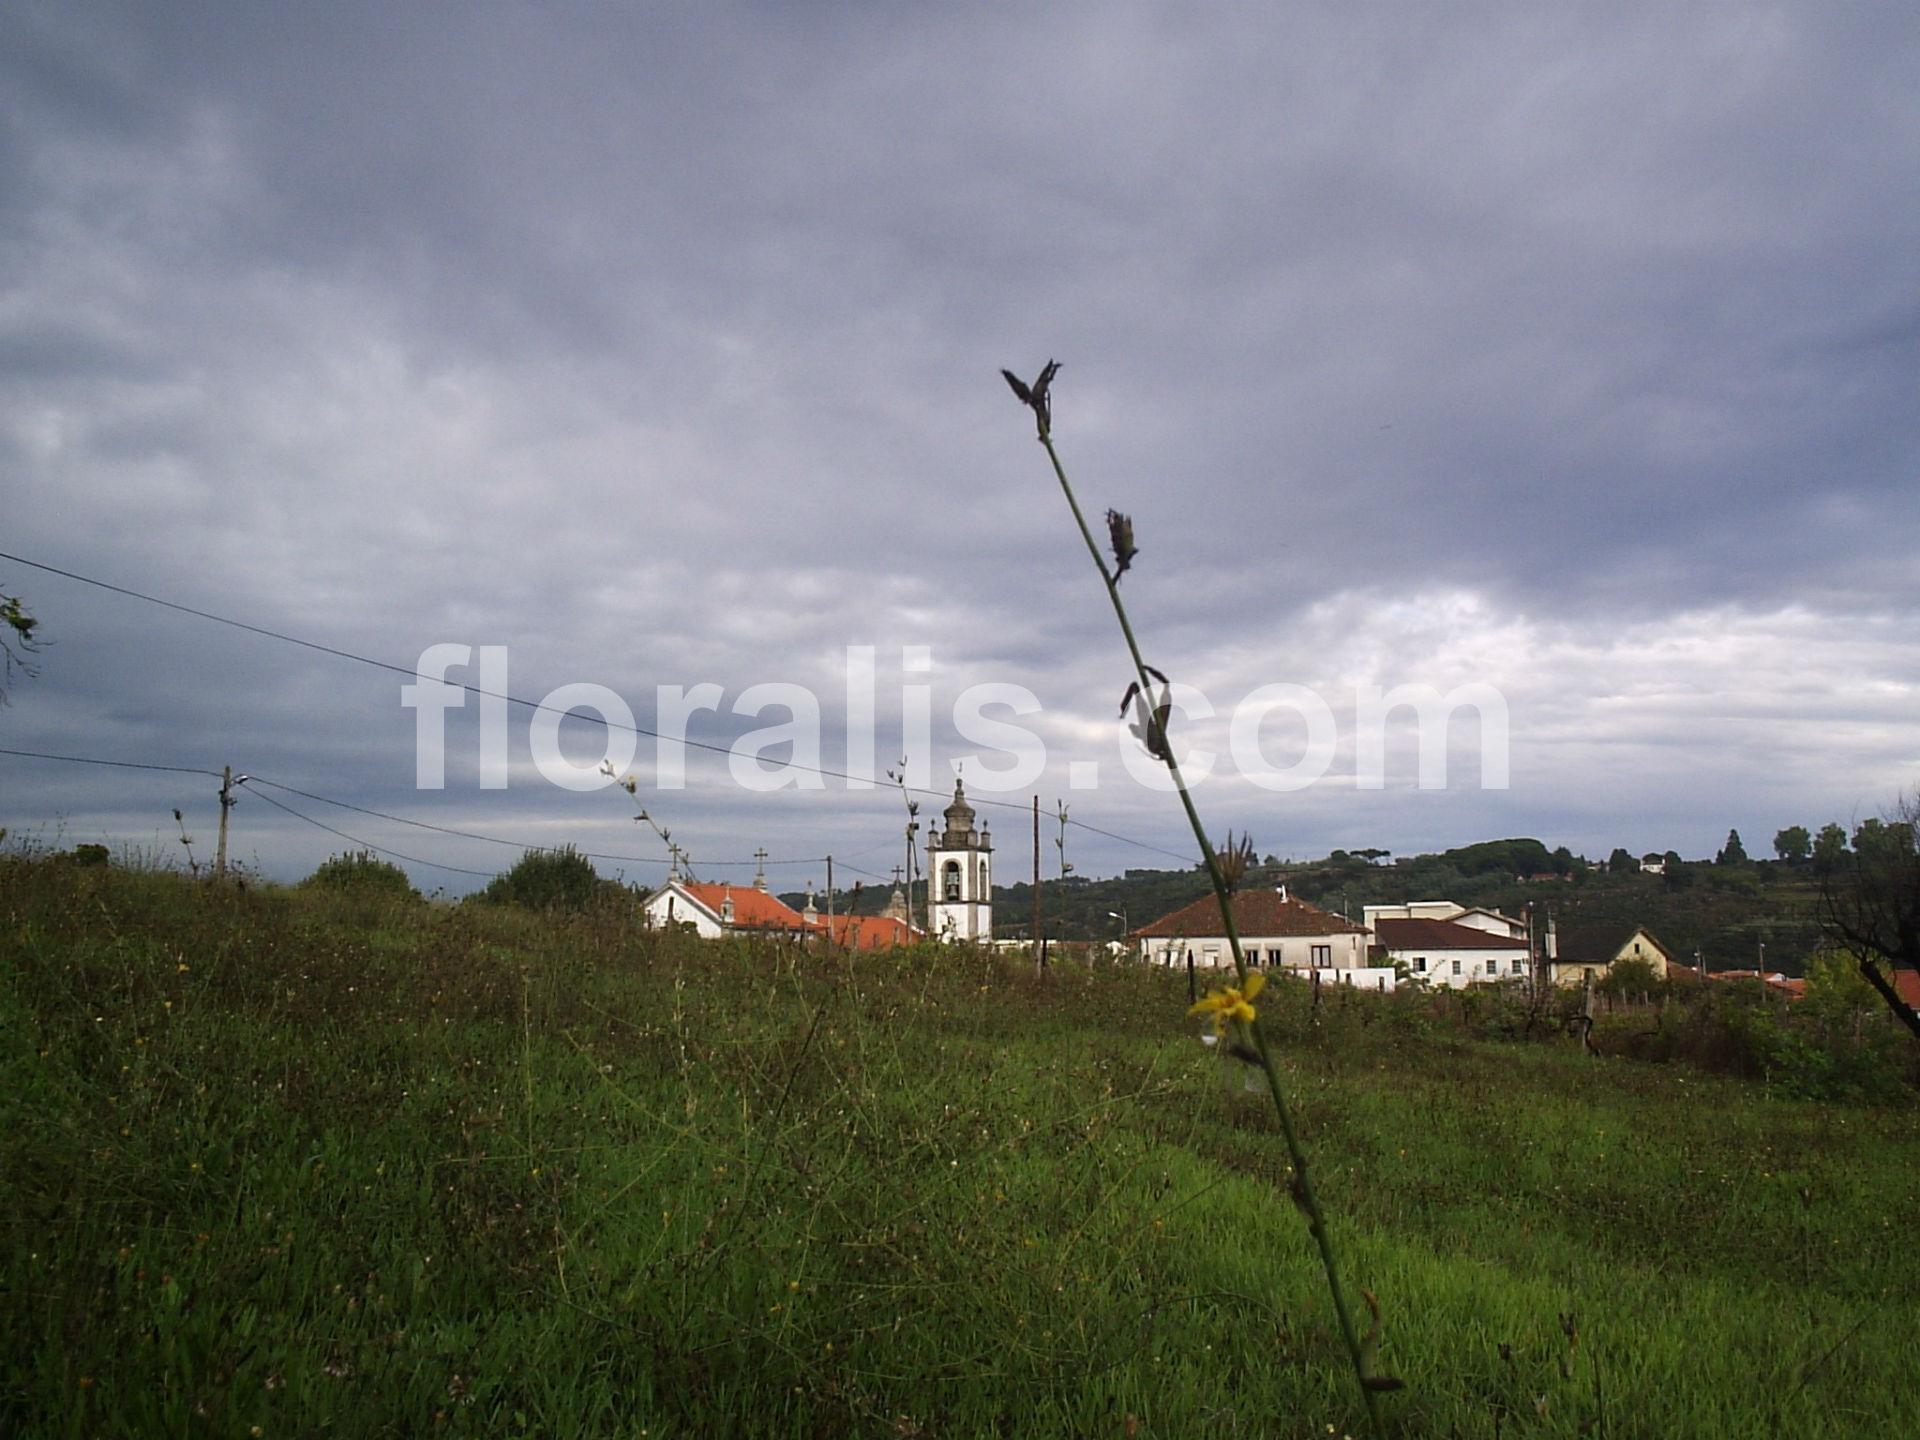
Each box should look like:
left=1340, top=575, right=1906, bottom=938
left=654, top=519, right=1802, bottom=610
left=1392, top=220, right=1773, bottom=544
left=642, top=877, right=917, bottom=948
left=1363, top=900, right=1532, bottom=988
left=641, top=878, right=816, bottom=940
left=1364, top=901, right=1527, bottom=940
left=1371, top=916, right=1532, bottom=988
left=1132, top=888, right=1393, bottom=987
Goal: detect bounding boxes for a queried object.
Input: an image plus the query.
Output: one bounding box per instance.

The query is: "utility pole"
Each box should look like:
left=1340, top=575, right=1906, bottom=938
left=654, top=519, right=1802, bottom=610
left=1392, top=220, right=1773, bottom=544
left=215, top=765, right=235, bottom=878
left=905, top=823, right=916, bottom=936
left=826, top=855, right=835, bottom=947
left=1032, top=794, right=1042, bottom=971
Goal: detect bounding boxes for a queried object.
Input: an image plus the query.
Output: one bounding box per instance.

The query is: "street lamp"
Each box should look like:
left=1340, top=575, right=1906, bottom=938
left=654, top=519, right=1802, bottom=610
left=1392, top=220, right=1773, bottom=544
left=1108, top=909, right=1130, bottom=962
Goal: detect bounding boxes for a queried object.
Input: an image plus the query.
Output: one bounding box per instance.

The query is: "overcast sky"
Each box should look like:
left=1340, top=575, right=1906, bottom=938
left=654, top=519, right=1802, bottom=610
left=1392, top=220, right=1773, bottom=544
left=3, top=1, right=1916, bottom=896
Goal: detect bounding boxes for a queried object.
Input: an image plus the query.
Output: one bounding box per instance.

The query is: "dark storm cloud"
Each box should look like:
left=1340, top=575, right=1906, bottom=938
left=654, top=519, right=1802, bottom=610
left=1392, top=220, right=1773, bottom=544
left=3, top=1, right=1916, bottom=886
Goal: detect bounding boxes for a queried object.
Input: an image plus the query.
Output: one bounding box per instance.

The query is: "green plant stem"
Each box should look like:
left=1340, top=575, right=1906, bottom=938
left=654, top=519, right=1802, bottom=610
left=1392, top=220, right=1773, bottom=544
left=1035, top=424, right=1385, bottom=1430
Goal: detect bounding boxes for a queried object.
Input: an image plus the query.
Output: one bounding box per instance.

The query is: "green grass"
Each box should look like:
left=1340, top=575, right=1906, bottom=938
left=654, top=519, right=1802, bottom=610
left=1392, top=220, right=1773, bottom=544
left=3, top=859, right=1916, bottom=1437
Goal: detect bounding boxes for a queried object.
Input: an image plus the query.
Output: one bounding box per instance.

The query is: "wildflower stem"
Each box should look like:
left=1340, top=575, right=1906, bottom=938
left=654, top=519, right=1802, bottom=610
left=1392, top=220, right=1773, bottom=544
left=1034, top=425, right=1385, bottom=1430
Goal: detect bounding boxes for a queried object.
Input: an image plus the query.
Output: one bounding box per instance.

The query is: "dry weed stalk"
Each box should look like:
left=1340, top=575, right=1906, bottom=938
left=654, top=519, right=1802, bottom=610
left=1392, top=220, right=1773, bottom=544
left=1003, top=359, right=1398, bottom=1425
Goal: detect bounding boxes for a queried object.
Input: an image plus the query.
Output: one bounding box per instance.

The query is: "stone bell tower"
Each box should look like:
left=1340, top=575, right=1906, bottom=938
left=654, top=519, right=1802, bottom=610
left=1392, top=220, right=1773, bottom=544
left=927, top=778, right=993, bottom=942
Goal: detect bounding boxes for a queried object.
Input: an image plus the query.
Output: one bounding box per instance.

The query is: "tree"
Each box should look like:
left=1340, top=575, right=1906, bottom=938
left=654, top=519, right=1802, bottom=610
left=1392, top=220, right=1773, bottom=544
left=1550, top=845, right=1575, bottom=876
left=1, top=589, right=43, bottom=704
left=479, top=845, right=616, bottom=911
left=1819, top=790, right=1920, bottom=1041
left=303, top=850, right=420, bottom=901
left=1802, top=946, right=1881, bottom=1015
left=1716, top=829, right=1748, bottom=866
left=1812, top=822, right=1849, bottom=875
left=1773, top=825, right=1811, bottom=863
left=1608, top=847, right=1637, bottom=874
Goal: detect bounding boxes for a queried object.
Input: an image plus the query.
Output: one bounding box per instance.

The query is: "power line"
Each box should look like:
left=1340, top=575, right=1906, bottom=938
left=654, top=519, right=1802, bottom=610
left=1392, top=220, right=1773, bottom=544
left=246, top=787, right=498, bottom=878
left=243, top=777, right=832, bottom=869
left=0, top=745, right=226, bottom=779
left=2, top=744, right=1179, bottom=889
left=0, top=548, right=1202, bottom=864
left=0, top=748, right=819, bottom=870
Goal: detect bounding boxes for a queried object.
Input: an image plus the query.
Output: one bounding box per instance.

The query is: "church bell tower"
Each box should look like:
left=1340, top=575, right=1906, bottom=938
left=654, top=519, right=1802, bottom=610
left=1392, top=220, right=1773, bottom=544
left=927, top=778, right=993, bottom=942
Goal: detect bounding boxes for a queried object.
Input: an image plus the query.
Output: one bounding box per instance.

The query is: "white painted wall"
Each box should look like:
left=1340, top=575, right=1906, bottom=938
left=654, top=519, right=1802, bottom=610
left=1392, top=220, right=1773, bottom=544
left=642, top=884, right=723, bottom=938
left=1390, top=946, right=1531, bottom=989
left=928, top=844, right=992, bottom=942
left=1140, top=930, right=1367, bottom=969
left=1363, top=900, right=1464, bottom=929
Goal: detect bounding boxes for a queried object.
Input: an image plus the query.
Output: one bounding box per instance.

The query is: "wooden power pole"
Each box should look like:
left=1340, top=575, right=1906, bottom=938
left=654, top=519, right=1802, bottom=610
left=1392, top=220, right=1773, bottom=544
left=1032, top=795, right=1042, bottom=970
left=826, top=855, right=835, bottom=946
left=215, top=765, right=234, bottom=878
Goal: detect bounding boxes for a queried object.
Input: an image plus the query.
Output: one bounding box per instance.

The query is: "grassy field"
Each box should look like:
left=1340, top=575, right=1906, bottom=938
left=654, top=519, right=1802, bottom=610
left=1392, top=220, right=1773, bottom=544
left=4, top=859, right=1917, bottom=1437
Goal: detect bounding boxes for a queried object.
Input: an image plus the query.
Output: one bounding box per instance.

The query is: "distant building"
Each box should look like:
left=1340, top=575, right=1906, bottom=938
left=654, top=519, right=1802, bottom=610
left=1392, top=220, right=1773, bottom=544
left=927, top=779, right=993, bottom=943
left=1371, top=916, right=1532, bottom=988
left=1359, top=901, right=1532, bottom=988
left=641, top=878, right=916, bottom=948
left=1546, top=923, right=1675, bottom=986
left=642, top=878, right=813, bottom=940
left=1131, top=889, right=1388, bottom=986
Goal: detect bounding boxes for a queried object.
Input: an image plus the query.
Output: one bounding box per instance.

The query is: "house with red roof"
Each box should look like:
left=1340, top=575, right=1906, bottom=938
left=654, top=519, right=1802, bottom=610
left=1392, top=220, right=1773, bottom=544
left=1371, top=915, right=1533, bottom=988
left=641, top=877, right=918, bottom=949
left=643, top=878, right=814, bottom=939
left=1359, top=900, right=1534, bottom=988
left=1130, top=888, right=1382, bottom=980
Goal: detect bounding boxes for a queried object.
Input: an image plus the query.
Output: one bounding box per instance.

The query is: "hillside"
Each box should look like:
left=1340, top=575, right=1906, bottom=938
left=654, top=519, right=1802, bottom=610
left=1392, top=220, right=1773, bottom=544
left=5, top=857, right=1916, bottom=1437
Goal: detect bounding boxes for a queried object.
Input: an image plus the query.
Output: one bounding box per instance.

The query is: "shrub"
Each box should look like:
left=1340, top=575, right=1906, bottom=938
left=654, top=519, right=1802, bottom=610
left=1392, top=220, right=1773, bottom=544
left=66, top=843, right=112, bottom=868
left=1597, top=955, right=1664, bottom=1002
left=478, top=845, right=614, bottom=912
left=302, top=850, right=420, bottom=901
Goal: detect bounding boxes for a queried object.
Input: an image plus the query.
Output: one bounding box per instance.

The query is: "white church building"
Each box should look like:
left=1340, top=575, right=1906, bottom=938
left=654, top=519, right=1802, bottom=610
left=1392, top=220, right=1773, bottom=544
left=927, top=779, right=993, bottom=942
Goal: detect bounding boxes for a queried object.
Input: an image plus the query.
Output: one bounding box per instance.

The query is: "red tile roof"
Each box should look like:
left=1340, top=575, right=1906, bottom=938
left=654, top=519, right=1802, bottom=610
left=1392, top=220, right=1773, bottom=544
left=1375, top=917, right=1530, bottom=951
left=809, top=913, right=917, bottom=950
left=679, top=882, right=809, bottom=932
left=668, top=882, right=918, bottom=947
left=1704, top=969, right=1807, bottom=999
left=1132, top=890, right=1366, bottom=940
left=1895, top=968, right=1920, bottom=1007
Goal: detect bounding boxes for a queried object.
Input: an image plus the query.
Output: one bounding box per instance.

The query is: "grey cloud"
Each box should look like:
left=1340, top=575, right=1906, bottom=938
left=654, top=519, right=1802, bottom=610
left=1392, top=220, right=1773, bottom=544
left=3, top=0, right=1917, bottom=889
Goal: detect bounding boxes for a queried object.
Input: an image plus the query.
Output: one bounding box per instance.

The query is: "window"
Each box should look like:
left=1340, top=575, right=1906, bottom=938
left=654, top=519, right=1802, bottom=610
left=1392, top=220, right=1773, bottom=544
left=1486, top=959, right=1498, bottom=976
left=942, top=860, right=961, bottom=902
left=1512, top=959, right=1524, bottom=974
left=1452, top=959, right=1463, bottom=975
left=1310, top=944, right=1332, bottom=967
left=978, top=860, right=989, bottom=894
left=1413, top=957, right=1427, bottom=973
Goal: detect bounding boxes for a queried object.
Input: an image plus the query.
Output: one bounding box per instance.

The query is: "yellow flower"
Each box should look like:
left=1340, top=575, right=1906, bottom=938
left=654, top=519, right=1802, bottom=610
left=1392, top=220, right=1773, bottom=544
left=1188, top=970, right=1266, bottom=1034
